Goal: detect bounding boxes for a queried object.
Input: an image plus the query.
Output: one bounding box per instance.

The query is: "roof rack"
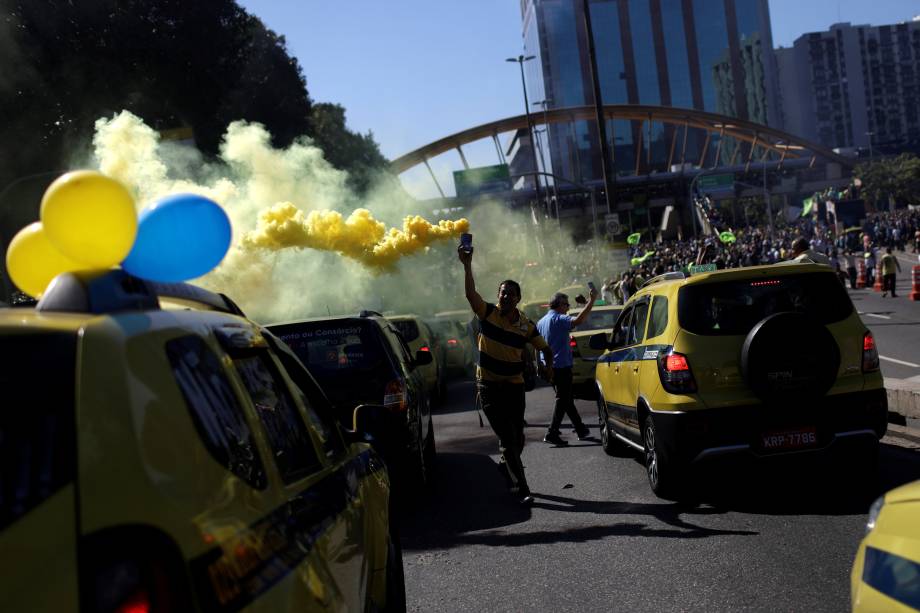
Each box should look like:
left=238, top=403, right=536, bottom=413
left=640, top=271, right=686, bottom=289
left=35, top=269, right=246, bottom=317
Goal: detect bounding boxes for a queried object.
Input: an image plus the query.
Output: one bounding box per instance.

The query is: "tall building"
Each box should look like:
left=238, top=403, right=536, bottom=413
left=519, top=0, right=781, bottom=185
left=777, top=20, right=920, bottom=153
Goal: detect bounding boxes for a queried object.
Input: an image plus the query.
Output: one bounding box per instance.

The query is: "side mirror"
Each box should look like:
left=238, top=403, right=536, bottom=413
left=415, top=350, right=433, bottom=366
left=589, top=332, right=611, bottom=351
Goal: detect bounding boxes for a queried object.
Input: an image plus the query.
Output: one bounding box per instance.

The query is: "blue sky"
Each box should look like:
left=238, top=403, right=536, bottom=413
left=238, top=1, right=920, bottom=196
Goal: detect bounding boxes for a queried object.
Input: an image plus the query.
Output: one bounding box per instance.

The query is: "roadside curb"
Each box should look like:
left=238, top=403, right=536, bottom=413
left=885, top=377, right=920, bottom=426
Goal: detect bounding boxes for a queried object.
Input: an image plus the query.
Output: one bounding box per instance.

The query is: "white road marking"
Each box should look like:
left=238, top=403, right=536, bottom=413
left=864, top=313, right=892, bottom=320
left=880, top=355, right=920, bottom=368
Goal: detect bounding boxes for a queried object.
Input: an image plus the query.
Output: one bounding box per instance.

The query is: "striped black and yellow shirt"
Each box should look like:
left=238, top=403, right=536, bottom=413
left=474, top=302, right=548, bottom=384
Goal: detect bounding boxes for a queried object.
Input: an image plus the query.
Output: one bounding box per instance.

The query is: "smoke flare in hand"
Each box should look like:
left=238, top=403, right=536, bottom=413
left=243, top=202, right=470, bottom=269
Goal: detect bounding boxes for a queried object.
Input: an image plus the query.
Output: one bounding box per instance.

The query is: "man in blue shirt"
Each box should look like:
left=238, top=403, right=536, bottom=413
left=537, top=287, right=598, bottom=445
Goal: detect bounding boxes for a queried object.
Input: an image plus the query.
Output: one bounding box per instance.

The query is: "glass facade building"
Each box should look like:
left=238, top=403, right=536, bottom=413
left=519, top=0, right=780, bottom=185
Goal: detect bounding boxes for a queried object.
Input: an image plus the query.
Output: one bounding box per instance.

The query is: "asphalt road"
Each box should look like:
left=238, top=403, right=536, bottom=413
left=851, top=251, right=920, bottom=381
left=398, top=379, right=920, bottom=613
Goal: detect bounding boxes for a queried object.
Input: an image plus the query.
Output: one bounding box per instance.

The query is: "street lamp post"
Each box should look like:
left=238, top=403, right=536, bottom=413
left=506, top=55, right=544, bottom=218
left=533, top=99, right=560, bottom=224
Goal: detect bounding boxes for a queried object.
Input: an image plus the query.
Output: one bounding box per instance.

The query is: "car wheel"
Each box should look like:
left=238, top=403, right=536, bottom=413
left=597, top=395, right=618, bottom=457
left=381, top=531, right=406, bottom=613
left=643, top=416, right=683, bottom=499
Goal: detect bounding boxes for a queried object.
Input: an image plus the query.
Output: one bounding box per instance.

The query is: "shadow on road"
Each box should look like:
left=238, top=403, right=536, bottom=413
left=398, top=451, right=532, bottom=551
left=398, top=452, right=759, bottom=552
left=667, top=442, right=920, bottom=516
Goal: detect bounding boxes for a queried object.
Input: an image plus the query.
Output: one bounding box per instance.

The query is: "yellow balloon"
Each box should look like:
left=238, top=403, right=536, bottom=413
left=6, top=222, right=88, bottom=298
left=40, top=170, right=137, bottom=267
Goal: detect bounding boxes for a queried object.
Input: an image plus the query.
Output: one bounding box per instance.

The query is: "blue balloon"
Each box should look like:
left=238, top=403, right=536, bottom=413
left=122, top=194, right=232, bottom=282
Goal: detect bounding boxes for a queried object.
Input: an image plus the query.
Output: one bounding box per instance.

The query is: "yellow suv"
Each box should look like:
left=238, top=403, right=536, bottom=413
left=590, top=264, right=887, bottom=499
left=0, top=269, right=403, bottom=612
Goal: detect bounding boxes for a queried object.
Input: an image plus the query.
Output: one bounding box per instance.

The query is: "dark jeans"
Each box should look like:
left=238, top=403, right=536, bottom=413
left=884, top=273, right=897, bottom=295
left=477, top=380, right=528, bottom=494
left=547, top=367, right=587, bottom=435
left=847, top=267, right=857, bottom=289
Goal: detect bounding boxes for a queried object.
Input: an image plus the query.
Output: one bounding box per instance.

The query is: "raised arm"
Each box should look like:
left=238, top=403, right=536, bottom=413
left=459, top=247, right=486, bottom=315
left=571, top=287, right=599, bottom=327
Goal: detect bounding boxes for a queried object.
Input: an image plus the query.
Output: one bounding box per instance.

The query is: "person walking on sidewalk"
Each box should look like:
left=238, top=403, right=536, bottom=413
left=459, top=244, right=553, bottom=506
left=537, top=287, right=598, bottom=446
left=881, top=247, right=902, bottom=297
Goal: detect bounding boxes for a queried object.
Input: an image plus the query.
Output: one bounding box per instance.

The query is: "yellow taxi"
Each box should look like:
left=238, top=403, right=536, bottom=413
left=590, top=265, right=887, bottom=499
left=0, top=269, right=403, bottom=612
left=851, top=479, right=920, bottom=612
left=388, top=314, right=446, bottom=404
left=567, top=304, right=623, bottom=399
left=850, top=481, right=920, bottom=613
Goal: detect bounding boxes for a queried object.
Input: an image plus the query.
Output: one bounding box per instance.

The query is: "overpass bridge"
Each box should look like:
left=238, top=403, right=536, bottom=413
left=390, top=105, right=857, bottom=237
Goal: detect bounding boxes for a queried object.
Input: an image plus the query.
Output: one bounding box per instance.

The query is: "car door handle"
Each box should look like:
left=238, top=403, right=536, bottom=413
left=633, top=366, right=639, bottom=373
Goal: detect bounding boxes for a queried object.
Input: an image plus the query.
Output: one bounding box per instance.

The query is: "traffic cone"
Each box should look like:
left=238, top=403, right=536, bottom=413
left=910, top=266, right=920, bottom=301
left=856, top=259, right=866, bottom=289
left=873, top=270, right=884, bottom=292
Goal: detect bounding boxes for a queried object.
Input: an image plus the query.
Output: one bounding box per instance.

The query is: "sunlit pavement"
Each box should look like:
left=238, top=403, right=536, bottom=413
left=849, top=252, right=920, bottom=381
left=399, top=377, right=920, bottom=612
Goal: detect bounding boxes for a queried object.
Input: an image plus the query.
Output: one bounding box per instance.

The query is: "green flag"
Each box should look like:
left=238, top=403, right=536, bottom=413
left=631, top=250, right=655, bottom=266
left=802, top=197, right=814, bottom=217
left=719, top=231, right=736, bottom=243
left=627, top=232, right=642, bottom=245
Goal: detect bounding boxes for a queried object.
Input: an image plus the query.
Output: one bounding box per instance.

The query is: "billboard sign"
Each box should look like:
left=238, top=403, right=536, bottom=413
left=697, top=173, right=734, bottom=193
left=453, top=164, right=512, bottom=198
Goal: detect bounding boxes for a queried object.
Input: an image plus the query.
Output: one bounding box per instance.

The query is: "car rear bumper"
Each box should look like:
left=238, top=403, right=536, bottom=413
left=651, top=388, right=888, bottom=464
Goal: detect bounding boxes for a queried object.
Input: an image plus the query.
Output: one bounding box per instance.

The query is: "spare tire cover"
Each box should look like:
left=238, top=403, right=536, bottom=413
left=740, top=312, right=840, bottom=401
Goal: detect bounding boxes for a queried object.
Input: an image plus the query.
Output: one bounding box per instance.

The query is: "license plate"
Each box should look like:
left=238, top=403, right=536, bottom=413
left=760, top=427, right=817, bottom=451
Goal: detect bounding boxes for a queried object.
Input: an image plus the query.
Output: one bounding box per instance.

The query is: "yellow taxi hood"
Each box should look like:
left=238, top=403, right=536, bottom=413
left=884, top=479, right=920, bottom=505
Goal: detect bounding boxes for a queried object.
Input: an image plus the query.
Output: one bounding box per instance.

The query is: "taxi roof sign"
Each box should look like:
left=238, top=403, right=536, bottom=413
left=688, top=263, right=718, bottom=275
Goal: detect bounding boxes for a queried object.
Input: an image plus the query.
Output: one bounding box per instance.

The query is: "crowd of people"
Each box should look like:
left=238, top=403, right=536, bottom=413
left=586, top=208, right=920, bottom=304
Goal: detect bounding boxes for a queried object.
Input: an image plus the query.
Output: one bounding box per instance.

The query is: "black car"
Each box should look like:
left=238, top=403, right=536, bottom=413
left=268, top=312, right=436, bottom=489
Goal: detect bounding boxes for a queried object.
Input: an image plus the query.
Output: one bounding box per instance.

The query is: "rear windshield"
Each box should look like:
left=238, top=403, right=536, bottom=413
left=391, top=319, right=420, bottom=342
left=427, top=320, right=453, bottom=338
left=1, top=331, right=76, bottom=530
left=678, top=272, right=853, bottom=336
left=269, top=321, right=389, bottom=375
left=573, top=309, right=622, bottom=331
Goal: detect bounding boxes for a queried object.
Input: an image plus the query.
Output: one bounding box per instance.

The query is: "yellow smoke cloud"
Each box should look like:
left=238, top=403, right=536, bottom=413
left=243, top=202, right=469, bottom=269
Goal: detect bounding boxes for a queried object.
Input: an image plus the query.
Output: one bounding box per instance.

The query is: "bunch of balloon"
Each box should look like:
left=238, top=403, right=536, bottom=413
left=121, top=193, right=232, bottom=283
left=6, top=170, right=137, bottom=298
left=5, top=170, right=232, bottom=298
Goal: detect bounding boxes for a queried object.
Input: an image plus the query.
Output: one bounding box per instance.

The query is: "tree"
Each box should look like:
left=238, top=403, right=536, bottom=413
left=854, top=153, right=920, bottom=210
left=310, top=103, right=389, bottom=194
left=0, top=0, right=388, bottom=197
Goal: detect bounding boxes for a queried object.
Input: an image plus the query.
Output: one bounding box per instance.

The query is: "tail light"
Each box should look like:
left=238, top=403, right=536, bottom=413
left=447, top=338, right=459, bottom=348
left=569, top=336, right=580, bottom=358
left=117, top=592, right=151, bottom=613
left=862, top=331, right=879, bottom=372
left=384, top=378, right=408, bottom=411
left=419, top=345, right=430, bottom=352
left=657, top=350, right=697, bottom=393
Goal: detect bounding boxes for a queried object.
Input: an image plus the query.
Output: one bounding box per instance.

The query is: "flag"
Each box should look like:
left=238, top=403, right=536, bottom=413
left=719, top=231, right=736, bottom=243
left=627, top=232, right=642, bottom=245
left=801, top=197, right=814, bottom=217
